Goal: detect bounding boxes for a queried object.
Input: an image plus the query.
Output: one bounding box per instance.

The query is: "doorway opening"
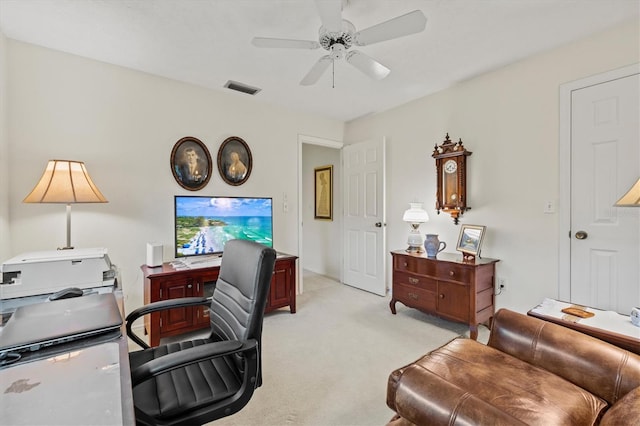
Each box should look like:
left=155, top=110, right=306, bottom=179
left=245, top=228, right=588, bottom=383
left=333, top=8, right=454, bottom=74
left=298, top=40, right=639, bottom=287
left=297, top=134, right=343, bottom=294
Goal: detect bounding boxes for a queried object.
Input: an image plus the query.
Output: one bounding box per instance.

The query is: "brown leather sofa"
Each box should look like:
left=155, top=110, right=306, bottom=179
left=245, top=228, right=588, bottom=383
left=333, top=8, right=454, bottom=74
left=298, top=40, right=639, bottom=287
left=386, top=308, right=640, bottom=425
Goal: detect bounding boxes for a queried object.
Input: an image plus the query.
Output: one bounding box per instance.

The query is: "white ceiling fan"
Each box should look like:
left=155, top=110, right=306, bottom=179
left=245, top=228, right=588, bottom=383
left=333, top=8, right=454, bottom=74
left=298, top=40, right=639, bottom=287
left=251, top=0, right=427, bottom=86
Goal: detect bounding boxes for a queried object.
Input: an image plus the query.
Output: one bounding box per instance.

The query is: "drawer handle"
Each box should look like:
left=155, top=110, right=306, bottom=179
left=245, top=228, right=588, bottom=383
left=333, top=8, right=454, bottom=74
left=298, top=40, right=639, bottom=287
left=408, top=277, right=419, bottom=284
left=408, top=292, right=419, bottom=300
left=449, top=270, right=455, bottom=276
left=187, top=284, right=193, bottom=289
left=439, top=294, right=445, bottom=299
left=403, top=262, right=408, bottom=267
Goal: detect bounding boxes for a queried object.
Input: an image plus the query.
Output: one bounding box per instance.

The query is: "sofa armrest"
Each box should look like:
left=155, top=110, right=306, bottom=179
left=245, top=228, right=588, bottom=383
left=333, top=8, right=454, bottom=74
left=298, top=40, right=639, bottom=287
left=488, top=309, right=640, bottom=405
left=388, top=363, right=526, bottom=426
left=600, top=386, right=640, bottom=426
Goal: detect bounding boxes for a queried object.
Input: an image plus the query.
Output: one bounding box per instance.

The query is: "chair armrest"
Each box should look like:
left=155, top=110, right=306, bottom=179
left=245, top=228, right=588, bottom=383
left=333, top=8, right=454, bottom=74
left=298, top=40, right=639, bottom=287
left=125, top=297, right=210, bottom=349
left=131, top=339, right=257, bottom=387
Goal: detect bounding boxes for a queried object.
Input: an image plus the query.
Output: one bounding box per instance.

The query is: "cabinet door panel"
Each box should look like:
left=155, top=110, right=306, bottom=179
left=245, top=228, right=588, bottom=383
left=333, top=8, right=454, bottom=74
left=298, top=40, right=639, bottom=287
left=161, top=277, right=194, bottom=333
left=196, top=271, right=218, bottom=325
left=269, top=264, right=291, bottom=308
left=437, top=281, right=470, bottom=322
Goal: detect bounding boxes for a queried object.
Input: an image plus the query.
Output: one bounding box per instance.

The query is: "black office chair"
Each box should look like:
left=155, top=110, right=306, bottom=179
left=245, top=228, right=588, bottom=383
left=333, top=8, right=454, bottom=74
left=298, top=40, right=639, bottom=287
left=125, top=239, right=277, bottom=425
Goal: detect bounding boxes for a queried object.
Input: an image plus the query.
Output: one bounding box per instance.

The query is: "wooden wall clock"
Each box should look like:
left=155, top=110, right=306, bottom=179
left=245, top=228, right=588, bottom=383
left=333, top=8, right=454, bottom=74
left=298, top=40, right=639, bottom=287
left=432, top=133, right=472, bottom=224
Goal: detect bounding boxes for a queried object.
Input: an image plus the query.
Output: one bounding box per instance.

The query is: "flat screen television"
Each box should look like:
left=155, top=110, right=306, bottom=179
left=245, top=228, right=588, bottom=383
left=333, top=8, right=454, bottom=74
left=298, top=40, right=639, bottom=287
left=174, top=196, right=273, bottom=257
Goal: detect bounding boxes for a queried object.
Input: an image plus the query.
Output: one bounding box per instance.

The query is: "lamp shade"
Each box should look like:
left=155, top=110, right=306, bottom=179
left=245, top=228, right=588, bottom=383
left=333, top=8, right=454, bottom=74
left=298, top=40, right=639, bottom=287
left=403, top=202, right=429, bottom=223
left=23, top=160, right=108, bottom=204
left=615, top=178, right=640, bottom=207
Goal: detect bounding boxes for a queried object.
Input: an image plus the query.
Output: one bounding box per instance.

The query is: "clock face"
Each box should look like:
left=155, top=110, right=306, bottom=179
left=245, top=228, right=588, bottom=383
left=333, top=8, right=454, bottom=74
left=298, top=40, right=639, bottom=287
left=444, top=159, right=457, bottom=173
left=443, top=161, right=458, bottom=206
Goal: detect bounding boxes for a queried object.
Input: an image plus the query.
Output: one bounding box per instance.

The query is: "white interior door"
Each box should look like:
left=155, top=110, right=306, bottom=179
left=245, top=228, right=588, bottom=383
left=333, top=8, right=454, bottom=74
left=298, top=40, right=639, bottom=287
left=570, top=73, right=639, bottom=314
left=342, top=138, right=386, bottom=296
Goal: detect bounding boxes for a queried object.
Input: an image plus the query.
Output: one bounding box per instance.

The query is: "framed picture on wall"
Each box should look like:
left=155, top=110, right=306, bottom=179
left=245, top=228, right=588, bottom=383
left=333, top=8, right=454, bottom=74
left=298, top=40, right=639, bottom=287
left=314, top=165, right=333, bottom=220
left=217, top=136, right=252, bottom=186
left=170, top=136, right=212, bottom=191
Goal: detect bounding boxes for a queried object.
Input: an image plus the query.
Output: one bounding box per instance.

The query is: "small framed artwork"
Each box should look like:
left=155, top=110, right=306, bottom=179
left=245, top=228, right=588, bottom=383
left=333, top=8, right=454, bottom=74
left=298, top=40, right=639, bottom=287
left=314, top=165, right=333, bottom=220
left=217, top=136, right=252, bottom=186
left=456, top=224, right=486, bottom=259
left=170, top=136, right=212, bottom=191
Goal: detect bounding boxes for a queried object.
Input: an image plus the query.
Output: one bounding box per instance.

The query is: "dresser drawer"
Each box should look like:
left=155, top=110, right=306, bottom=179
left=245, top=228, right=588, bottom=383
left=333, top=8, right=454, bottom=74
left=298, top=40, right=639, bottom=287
left=393, top=271, right=437, bottom=292
left=394, top=255, right=437, bottom=276
left=393, top=282, right=436, bottom=311
left=436, top=263, right=471, bottom=284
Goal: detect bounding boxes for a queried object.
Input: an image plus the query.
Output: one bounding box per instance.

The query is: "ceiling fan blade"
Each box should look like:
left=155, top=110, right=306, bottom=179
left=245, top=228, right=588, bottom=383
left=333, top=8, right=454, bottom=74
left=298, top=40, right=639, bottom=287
left=315, top=0, right=343, bottom=33
left=300, top=56, right=333, bottom=86
left=354, top=10, right=427, bottom=46
left=346, top=50, right=390, bottom=80
left=252, top=37, right=320, bottom=49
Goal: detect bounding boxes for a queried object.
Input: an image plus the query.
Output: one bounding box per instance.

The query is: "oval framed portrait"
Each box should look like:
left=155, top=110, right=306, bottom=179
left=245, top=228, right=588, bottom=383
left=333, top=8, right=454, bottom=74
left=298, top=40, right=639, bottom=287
left=170, top=136, right=212, bottom=191
left=217, top=136, right=252, bottom=186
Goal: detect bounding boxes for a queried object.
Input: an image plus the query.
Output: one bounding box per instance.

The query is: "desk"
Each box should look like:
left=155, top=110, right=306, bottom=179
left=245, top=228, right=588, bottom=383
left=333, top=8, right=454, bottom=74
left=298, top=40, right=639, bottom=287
left=142, top=253, right=297, bottom=347
left=0, top=290, right=135, bottom=424
left=528, top=298, right=640, bottom=355
left=116, top=290, right=136, bottom=424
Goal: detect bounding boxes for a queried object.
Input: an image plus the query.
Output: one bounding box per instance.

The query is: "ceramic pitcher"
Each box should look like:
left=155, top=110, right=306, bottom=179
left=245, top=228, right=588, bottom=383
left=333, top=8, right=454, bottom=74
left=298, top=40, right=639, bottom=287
left=424, top=234, right=446, bottom=258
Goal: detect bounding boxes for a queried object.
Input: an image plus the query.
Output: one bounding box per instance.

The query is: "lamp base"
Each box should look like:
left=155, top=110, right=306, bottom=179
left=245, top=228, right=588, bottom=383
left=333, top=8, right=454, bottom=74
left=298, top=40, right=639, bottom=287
left=406, top=231, right=424, bottom=254
left=406, top=245, right=424, bottom=254
left=57, top=246, right=74, bottom=250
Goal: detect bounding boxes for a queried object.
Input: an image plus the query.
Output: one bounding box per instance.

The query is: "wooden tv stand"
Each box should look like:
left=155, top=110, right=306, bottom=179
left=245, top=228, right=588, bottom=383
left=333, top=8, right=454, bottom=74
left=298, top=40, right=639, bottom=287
left=141, top=253, right=297, bottom=347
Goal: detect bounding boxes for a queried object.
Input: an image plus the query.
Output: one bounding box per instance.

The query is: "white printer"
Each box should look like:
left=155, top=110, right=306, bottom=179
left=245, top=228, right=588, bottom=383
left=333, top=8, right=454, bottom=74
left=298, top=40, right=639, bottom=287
left=1, top=248, right=117, bottom=300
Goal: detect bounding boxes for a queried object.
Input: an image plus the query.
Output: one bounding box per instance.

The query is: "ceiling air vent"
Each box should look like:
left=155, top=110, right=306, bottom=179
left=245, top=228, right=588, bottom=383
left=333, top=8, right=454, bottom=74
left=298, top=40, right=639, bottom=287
left=224, top=80, right=261, bottom=96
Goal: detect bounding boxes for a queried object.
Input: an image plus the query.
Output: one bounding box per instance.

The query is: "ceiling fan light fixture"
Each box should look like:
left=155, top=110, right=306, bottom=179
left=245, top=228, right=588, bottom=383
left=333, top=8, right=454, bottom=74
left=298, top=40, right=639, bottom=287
left=319, top=19, right=355, bottom=50
left=330, top=44, right=346, bottom=60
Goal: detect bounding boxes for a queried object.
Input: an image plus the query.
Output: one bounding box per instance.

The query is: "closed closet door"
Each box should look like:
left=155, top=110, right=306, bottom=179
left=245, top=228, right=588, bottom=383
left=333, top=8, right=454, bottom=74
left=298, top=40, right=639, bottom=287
left=569, top=72, right=639, bottom=314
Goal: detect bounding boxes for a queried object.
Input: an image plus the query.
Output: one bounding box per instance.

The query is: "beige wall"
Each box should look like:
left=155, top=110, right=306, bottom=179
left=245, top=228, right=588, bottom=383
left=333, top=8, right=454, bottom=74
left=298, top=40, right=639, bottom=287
left=5, top=40, right=343, bottom=311
left=4, top=18, right=638, bottom=315
left=344, top=19, right=640, bottom=312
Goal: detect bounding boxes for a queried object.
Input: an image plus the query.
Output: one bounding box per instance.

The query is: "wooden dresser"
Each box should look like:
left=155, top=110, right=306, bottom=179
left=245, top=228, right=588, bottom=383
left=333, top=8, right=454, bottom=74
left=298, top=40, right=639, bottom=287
left=141, top=253, right=297, bottom=347
left=390, top=250, right=499, bottom=339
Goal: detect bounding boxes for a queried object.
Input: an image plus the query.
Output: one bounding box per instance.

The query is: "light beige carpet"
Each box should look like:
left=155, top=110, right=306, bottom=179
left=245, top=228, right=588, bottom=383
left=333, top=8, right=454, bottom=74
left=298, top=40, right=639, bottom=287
left=209, top=271, right=490, bottom=426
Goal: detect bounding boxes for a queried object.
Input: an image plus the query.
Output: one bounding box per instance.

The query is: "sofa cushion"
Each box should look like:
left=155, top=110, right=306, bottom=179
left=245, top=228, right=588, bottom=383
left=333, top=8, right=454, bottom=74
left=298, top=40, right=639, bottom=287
left=406, top=337, right=608, bottom=425
left=390, top=363, right=527, bottom=425
left=599, top=386, right=640, bottom=426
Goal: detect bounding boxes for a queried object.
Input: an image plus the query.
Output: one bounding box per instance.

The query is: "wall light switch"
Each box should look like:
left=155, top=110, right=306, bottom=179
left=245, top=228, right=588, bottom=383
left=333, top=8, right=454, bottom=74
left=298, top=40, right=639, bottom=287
left=544, top=200, right=556, bottom=214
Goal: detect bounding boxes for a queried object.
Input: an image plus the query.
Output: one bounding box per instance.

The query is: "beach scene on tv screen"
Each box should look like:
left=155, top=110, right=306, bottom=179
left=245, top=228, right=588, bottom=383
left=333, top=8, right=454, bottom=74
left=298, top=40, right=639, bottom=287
left=176, top=197, right=273, bottom=256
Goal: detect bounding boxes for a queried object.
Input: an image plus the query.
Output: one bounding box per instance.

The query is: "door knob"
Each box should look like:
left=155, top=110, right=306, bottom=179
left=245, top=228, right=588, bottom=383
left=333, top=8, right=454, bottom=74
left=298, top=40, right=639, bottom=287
left=375, top=222, right=382, bottom=227
left=575, top=231, right=588, bottom=240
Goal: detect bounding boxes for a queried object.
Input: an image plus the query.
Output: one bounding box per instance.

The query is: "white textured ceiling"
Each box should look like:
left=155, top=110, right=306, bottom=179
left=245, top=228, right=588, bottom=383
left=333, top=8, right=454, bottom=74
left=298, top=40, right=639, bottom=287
left=0, top=0, right=638, bottom=122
